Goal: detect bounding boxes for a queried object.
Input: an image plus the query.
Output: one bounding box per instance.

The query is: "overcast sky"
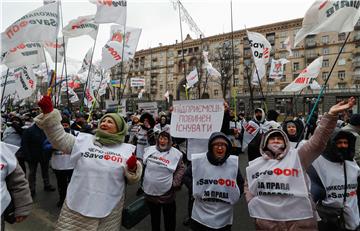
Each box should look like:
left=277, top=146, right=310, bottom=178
left=1, top=0, right=315, bottom=62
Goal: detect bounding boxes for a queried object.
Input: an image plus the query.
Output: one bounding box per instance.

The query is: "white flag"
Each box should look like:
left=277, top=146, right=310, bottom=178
left=1, top=66, right=36, bottom=102
left=43, top=37, right=67, bottom=63
left=100, top=41, right=123, bottom=70
left=310, top=79, right=321, bottom=90
left=186, top=68, right=199, bottom=87
left=1, top=2, right=60, bottom=53
left=1, top=42, right=45, bottom=68
left=138, top=88, right=145, bottom=99
left=269, top=58, right=289, bottom=79
left=202, top=51, right=221, bottom=77
left=91, top=0, right=127, bottom=25
left=283, top=36, right=293, bottom=57
left=241, top=120, right=260, bottom=152
left=247, top=31, right=272, bottom=85
left=44, top=0, right=57, bottom=4
left=78, top=48, right=93, bottom=74
left=282, top=56, right=323, bottom=92
left=62, top=15, right=98, bottom=40
left=294, top=0, right=360, bottom=47
left=110, top=26, right=141, bottom=61
left=164, top=90, right=169, bottom=102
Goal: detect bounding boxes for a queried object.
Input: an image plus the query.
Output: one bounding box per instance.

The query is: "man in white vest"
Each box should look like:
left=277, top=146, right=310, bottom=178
left=308, top=130, right=360, bottom=231
left=245, top=97, right=356, bottom=231
left=183, top=132, right=244, bottom=231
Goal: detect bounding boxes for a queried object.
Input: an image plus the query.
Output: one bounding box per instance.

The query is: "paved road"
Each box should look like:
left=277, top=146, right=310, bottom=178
left=5, top=153, right=255, bottom=231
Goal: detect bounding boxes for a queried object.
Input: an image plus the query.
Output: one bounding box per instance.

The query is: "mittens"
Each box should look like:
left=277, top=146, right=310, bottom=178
left=126, top=154, right=137, bottom=171
left=38, top=96, right=54, bottom=114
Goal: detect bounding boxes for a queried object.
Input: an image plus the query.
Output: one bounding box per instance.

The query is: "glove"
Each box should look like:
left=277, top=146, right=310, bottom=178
left=38, top=96, right=53, bottom=114
left=126, top=154, right=137, bottom=171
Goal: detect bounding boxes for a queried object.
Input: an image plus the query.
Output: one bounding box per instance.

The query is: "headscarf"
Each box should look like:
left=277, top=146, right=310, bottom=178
left=95, top=113, right=128, bottom=145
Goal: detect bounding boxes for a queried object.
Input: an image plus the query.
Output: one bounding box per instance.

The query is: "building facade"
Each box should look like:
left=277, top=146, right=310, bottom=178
left=109, top=18, right=360, bottom=115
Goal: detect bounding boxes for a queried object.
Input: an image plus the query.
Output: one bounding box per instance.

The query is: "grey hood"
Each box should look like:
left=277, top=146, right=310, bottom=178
left=260, top=129, right=291, bottom=160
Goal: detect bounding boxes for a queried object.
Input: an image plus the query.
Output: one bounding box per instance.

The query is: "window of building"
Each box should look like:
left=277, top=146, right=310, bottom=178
left=279, top=31, right=287, bottom=38
left=214, top=89, right=219, bottom=96
left=338, top=58, right=346, bottom=66
left=194, top=47, right=199, bottom=53
left=322, top=59, right=329, bottom=67
left=322, top=72, right=329, bottom=81
left=280, top=52, right=287, bottom=59
left=293, top=50, right=300, bottom=58
left=338, top=32, right=346, bottom=41
left=177, top=50, right=182, bottom=56
left=338, top=71, right=345, bottom=80
left=323, top=47, right=329, bottom=55
left=293, top=62, right=300, bottom=71
left=322, top=35, right=329, bottom=44
left=159, top=85, right=163, bottom=90
left=234, top=78, right=239, bottom=86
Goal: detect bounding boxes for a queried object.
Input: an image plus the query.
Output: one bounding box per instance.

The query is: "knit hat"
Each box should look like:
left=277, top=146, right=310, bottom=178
left=350, top=114, right=360, bottom=126
left=95, top=113, right=128, bottom=145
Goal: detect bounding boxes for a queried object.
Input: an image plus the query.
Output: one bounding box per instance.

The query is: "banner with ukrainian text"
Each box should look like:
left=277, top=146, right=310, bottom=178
left=130, top=77, right=145, bottom=87
left=110, top=25, right=141, bottom=61
left=294, top=0, right=360, bottom=47
left=170, top=99, right=224, bottom=139
left=1, top=42, right=45, bottom=68
left=100, top=41, right=123, bottom=70
left=1, top=2, right=60, bottom=53
left=282, top=56, right=323, bottom=92
left=91, top=0, right=127, bottom=25
left=62, top=15, right=98, bottom=40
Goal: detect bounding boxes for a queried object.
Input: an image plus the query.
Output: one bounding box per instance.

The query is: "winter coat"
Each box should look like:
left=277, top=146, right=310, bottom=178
left=342, top=124, right=360, bottom=166
left=21, top=124, right=47, bottom=162
left=2, top=126, right=22, bottom=147
left=34, top=109, right=142, bottom=230
left=244, top=113, right=338, bottom=231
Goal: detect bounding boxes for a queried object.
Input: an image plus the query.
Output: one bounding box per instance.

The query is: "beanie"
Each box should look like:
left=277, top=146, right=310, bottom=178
left=350, top=114, right=360, bottom=126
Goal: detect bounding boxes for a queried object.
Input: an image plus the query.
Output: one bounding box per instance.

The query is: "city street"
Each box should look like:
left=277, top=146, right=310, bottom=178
left=5, top=152, right=255, bottom=231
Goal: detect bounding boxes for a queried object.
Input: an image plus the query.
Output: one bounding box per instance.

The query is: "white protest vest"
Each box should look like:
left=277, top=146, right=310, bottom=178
left=246, top=149, right=313, bottom=221
left=143, top=146, right=182, bottom=196
left=0, top=142, right=18, bottom=214
left=192, top=153, right=240, bottom=229
left=66, top=133, right=135, bottom=218
left=312, top=155, right=360, bottom=230
left=154, top=123, right=171, bottom=135
left=186, top=138, right=208, bottom=161
left=51, top=150, right=75, bottom=170
left=136, top=127, right=149, bottom=159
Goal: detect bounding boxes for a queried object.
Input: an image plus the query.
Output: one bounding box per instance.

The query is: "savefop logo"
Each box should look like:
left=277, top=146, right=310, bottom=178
left=196, top=178, right=236, bottom=188
left=252, top=168, right=300, bottom=179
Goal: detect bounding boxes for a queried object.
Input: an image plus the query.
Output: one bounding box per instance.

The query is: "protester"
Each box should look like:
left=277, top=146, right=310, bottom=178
left=282, top=119, right=306, bottom=148
left=1, top=142, right=32, bottom=231
left=342, top=113, right=360, bottom=166
left=308, top=130, right=359, bottom=231
left=246, top=108, right=266, bottom=161
left=154, top=112, right=171, bottom=135
left=35, top=96, right=142, bottom=230
left=143, top=131, right=185, bottom=231
left=133, top=112, right=156, bottom=160
left=245, top=97, right=355, bottom=230
left=183, top=132, right=244, bottom=230
left=22, top=122, right=56, bottom=196
left=127, top=114, right=141, bottom=143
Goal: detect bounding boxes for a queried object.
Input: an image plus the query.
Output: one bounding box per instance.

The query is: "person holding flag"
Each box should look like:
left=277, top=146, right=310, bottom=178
left=245, top=97, right=356, bottom=230
left=34, top=96, right=142, bottom=230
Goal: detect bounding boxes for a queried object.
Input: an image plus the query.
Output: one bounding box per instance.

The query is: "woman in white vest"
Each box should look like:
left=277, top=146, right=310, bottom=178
left=308, top=130, right=359, bottom=231
left=245, top=97, right=356, bottom=231
left=1, top=142, right=32, bottom=230
left=143, top=131, right=185, bottom=231
left=183, top=132, right=244, bottom=231
left=133, top=112, right=156, bottom=160
left=35, top=96, right=142, bottom=231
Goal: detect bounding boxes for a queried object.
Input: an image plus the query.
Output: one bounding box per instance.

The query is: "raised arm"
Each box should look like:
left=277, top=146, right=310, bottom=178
left=298, top=97, right=356, bottom=169
left=34, top=96, right=75, bottom=154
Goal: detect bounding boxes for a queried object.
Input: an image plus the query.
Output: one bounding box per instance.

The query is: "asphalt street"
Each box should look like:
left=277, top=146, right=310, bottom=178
left=5, top=152, right=255, bottom=231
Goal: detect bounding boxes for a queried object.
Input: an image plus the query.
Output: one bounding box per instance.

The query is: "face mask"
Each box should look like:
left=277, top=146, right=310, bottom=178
left=337, top=148, right=348, bottom=159
left=256, top=115, right=262, bottom=121
left=267, top=143, right=285, bottom=155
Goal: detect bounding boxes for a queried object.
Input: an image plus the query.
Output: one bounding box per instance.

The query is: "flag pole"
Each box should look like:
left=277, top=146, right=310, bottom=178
left=80, top=28, right=99, bottom=112
left=178, top=1, right=187, bottom=100
left=118, top=24, right=127, bottom=108
left=230, top=0, right=237, bottom=121
left=295, top=32, right=351, bottom=148
left=119, top=60, right=134, bottom=101
left=253, top=63, right=268, bottom=112
left=244, top=64, right=254, bottom=113
left=1, top=68, right=10, bottom=107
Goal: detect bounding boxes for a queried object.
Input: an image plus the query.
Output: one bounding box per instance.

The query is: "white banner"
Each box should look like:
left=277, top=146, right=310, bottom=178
left=68, top=88, right=79, bottom=103
left=100, top=41, right=123, bottom=70
left=105, top=98, right=126, bottom=115
left=170, top=99, right=224, bottom=139
left=138, top=102, right=158, bottom=118
left=241, top=120, right=260, bottom=152
left=283, top=56, right=323, bottom=92
left=130, top=77, right=145, bottom=87
left=186, top=68, right=199, bottom=87
left=78, top=48, right=93, bottom=74
left=43, top=37, right=67, bottom=63
left=294, top=0, right=360, bottom=47
left=62, top=15, right=98, bottom=40
left=1, top=66, right=36, bottom=102
left=310, top=79, right=321, bottom=90
left=269, top=58, right=289, bottom=79
left=110, top=25, right=141, bottom=61
left=247, top=31, right=272, bottom=85
left=92, top=0, right=127, bottom=25
left=1, top=42, right=45, bottom=68
left=1, top=2, right=60, bottom=53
